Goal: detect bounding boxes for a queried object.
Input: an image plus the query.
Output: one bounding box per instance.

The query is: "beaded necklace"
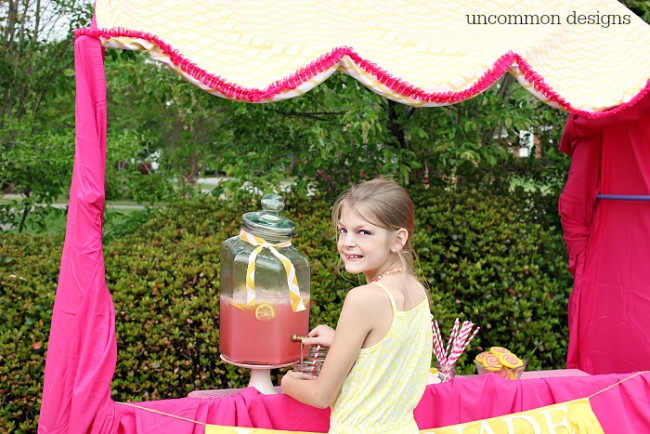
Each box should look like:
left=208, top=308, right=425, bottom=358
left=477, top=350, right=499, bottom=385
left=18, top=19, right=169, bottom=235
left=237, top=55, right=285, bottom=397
left=371, top=267, right=405, bottom=282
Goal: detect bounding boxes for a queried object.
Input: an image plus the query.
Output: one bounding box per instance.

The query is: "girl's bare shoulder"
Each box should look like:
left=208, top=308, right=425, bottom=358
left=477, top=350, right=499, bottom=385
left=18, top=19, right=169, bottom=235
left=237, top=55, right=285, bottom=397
left=346, top=282, right=384, bottom=298
left=343, top=283, right=390, bottom=311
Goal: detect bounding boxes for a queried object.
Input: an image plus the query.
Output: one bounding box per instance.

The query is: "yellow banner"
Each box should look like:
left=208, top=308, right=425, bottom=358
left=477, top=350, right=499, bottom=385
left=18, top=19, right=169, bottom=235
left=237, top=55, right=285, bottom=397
left=204, top=398, right=603, bottom=434
left=421, top=398, right=603, bottom=434
left=205, top=425, right=299, bottom=434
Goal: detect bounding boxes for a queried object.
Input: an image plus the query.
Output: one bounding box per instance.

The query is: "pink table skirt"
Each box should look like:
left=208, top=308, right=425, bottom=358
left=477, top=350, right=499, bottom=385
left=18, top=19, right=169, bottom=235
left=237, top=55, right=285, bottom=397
left=111, top=370, right=650, bottom=433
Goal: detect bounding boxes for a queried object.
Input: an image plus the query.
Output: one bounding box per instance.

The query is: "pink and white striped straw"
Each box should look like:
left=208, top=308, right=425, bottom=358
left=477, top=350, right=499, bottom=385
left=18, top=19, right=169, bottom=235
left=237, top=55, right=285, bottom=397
left=447, top=321, right=474, bottom=365
left=432, top=318, right=480, bottom=368
left=310, top=345, right=321, bottom=376
left=432, top=321, right=446, bottom=363
left=460, top=326, right=480, bottom=355
left=445, top=318, right=460, bottom=358
left=434, top=321, right=446, bottom=356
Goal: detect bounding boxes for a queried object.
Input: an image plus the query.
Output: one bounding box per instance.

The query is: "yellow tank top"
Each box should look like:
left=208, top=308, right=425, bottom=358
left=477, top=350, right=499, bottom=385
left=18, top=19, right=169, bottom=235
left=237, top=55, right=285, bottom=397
left=329, top=282, right=433, bottom=434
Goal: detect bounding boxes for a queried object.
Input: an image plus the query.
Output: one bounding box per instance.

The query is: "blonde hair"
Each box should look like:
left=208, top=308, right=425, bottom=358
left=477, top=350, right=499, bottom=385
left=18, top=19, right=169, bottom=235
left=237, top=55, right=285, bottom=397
left=332, top=178, right=415, bottom=271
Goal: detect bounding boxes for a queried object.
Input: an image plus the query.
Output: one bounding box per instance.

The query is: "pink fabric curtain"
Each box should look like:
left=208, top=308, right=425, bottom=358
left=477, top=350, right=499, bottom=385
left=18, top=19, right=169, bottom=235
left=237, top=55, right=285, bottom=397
left=559, top=90, right=650, bottom=374
left=38, top=30, right=650, bottom=434
left=38, top=31, right=117, bottom=433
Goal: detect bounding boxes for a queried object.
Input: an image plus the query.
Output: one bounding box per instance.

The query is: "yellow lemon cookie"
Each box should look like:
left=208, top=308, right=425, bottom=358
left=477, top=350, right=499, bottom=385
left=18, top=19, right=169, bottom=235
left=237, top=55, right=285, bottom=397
left=488, top=346, right=511, bottom=355
left=482, top=353, right=501, bottom=368
left=498, top=352, right=524, bottom=369
left=475, top=351, right=491, bottom=364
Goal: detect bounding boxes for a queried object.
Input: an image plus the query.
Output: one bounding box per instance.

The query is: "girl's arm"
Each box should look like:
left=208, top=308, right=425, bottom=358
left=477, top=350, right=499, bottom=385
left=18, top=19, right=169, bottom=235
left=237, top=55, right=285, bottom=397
left=281, top=285, right=379, bottom=408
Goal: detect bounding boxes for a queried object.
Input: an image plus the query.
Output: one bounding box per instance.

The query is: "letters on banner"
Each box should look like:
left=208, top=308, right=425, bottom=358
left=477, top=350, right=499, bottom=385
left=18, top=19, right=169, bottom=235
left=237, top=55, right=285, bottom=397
left=421, top=398, right=604, bottom=434
left=204, top=398, right=604, bottom=434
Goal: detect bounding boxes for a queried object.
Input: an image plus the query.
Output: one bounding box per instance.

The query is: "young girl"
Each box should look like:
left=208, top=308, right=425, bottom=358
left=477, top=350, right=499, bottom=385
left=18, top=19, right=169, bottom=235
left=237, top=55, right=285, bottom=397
left=281, top=178, right=433, bottom=433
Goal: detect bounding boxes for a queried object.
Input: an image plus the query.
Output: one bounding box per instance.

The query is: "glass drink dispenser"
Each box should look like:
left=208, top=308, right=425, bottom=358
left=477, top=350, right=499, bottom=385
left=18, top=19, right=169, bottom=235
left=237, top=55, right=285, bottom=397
left=220, top=194, right=310, bottom=367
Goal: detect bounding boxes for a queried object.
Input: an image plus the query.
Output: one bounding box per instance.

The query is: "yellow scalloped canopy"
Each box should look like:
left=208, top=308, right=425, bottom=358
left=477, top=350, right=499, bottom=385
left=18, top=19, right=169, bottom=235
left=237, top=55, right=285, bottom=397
left=87, top=0, right=650, bottom=114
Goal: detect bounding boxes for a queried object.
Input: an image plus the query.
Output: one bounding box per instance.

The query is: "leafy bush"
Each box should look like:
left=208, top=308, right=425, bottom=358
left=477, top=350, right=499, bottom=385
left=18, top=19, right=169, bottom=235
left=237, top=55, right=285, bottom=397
left=0, top=234, right=62, bottom=432
left=411, top=184, right=572, bottom=371
left=0, top=185, right=573, bottom=431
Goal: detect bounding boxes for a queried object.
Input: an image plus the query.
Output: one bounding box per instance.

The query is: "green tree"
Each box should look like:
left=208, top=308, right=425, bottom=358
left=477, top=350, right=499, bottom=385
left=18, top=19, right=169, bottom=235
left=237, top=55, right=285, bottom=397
left=621, top=0, right=650, bottom=23
left=0, top=127, right=75, bottom=231
left=5, top=1, right=646, bottom=228
left=104, top=50, right=235, bottom=191
left=0, top=0, right=93, bottom=231
left=205, top=72, right=568, bottom=199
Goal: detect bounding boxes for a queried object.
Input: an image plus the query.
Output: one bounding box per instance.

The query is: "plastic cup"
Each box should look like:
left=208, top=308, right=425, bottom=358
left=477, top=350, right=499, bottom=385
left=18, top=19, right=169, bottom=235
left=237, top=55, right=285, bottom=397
left=294, top=345, right=327, bottom=377
left=434, top=362, right=457, bottom=382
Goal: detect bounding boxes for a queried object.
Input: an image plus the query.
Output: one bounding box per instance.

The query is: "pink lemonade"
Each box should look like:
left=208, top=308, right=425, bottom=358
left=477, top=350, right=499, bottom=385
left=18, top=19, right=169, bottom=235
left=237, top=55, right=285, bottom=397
left=219, top=296, right=309, bottom=365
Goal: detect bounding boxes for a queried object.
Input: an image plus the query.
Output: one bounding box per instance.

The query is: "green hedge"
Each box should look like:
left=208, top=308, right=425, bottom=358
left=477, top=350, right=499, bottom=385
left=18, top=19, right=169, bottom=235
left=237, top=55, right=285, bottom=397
left=0, top=185, right=573, bottom=432
left=412, top=185, right=572, bottom=370
left=0, top=234, right=62, bottom=432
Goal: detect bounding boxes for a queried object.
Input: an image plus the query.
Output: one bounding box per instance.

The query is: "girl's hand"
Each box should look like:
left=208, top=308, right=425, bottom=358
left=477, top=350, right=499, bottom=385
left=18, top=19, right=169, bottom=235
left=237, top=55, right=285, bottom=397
left=302, top=324, right=335, bottom=347
left=281, top=370, right=316, bottom=389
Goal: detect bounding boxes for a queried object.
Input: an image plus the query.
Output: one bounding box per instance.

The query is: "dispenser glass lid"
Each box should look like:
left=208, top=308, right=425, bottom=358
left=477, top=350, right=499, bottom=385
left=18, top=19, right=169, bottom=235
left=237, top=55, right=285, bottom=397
left=242, top=194, right=296, bottom=238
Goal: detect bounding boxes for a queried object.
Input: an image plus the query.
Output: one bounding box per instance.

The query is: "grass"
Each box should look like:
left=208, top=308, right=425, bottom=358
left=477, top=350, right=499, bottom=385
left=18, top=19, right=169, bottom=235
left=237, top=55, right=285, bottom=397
left=1, top=204, right=147, bottom=238
left=1, top=194, right=146, bottom=208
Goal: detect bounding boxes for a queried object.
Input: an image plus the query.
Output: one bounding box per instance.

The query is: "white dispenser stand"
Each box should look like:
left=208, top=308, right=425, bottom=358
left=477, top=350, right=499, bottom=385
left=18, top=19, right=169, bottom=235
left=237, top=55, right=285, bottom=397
left=220, top=355, right=294, bottom=394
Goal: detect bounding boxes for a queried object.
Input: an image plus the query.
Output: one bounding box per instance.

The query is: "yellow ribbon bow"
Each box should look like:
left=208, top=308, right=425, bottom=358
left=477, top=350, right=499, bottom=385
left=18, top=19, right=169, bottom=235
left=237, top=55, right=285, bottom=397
left=239, top=229, right=306, bottom=312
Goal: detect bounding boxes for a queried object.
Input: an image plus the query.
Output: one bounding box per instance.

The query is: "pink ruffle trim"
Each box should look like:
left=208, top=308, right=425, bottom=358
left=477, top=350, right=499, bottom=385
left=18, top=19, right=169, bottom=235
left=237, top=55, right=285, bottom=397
left=75, top=27, right=649, bottom=117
